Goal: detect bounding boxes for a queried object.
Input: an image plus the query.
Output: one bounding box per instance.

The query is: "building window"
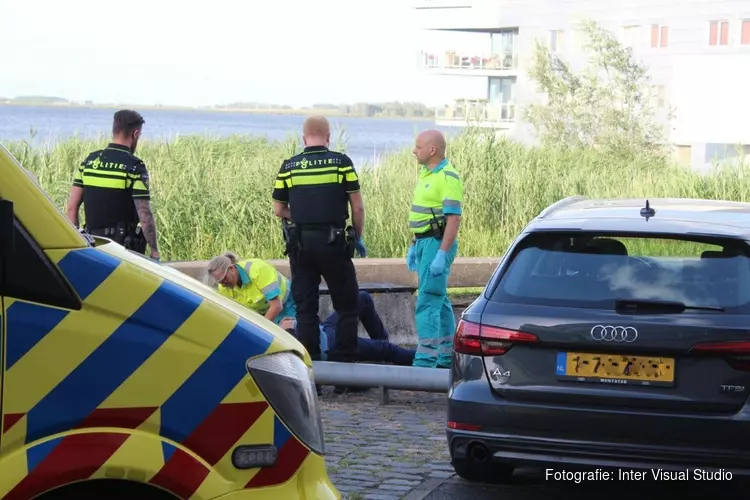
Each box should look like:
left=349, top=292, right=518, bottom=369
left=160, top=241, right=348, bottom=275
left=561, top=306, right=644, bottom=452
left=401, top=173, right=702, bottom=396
left=490, top=29, right=518, bottom=69
left=550, top=30, right=565, bottom=53
left=651, top=24, right=668, bottom=48
left=709, top=20, right=729, bottom=46
left=622, top=25, right=640, bottom=48
left=488, top=76, right=516, bottom=121
left=742, top=20, right=750, bottom=45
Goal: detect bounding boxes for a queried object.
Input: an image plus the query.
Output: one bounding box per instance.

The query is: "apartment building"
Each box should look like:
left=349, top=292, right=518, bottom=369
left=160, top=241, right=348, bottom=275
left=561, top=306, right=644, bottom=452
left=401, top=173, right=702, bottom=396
left=415, top=0, right=750, bottom=169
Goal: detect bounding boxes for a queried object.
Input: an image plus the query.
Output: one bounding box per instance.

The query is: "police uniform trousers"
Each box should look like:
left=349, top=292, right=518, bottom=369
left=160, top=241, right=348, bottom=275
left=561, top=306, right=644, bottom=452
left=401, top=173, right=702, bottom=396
left=289, top=227, right=359, bottom=362
left=413, top=236, right=458, bottom=368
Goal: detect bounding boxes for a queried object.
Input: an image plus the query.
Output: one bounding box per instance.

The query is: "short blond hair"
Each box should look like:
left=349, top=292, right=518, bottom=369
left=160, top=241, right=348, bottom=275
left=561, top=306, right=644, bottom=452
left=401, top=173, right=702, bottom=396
left=303, top=115, right=330, bottom=137
left=205, top=251, right=239, bottom=285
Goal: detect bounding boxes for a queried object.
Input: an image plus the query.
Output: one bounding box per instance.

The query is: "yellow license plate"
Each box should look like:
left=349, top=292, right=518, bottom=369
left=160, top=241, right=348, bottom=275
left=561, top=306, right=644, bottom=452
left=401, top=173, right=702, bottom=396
left=556, top=352, right=675, bottom=387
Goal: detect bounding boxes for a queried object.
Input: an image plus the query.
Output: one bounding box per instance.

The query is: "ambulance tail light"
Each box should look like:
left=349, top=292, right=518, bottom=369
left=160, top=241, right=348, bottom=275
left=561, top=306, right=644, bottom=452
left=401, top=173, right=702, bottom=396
left=246, top=351, right=325, bottom=455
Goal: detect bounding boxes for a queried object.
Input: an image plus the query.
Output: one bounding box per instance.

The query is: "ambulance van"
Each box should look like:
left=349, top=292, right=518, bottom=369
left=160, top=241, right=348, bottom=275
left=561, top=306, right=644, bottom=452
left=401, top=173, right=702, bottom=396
left=0, top=142, right=339, bottom=499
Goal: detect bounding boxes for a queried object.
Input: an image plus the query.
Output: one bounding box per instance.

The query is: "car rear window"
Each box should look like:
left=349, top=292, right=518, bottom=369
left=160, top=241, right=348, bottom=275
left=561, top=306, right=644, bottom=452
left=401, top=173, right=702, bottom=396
left=491, top=232, right=750, bottom=313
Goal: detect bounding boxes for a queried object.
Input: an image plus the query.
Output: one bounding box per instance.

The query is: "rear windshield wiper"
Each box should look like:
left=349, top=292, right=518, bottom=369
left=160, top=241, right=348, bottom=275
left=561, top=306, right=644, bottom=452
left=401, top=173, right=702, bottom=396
left=615, top=298, right=725, bottom=313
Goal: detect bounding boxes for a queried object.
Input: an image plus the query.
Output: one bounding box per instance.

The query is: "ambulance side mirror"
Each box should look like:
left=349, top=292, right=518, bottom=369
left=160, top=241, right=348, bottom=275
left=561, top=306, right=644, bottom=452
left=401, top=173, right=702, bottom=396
left=0, top=199, right=15, bottom=262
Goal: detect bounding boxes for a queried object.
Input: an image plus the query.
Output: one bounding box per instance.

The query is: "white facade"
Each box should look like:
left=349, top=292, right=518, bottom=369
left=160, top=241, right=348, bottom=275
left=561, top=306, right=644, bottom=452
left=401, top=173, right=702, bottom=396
left=414, top=0, right=750, bottom=169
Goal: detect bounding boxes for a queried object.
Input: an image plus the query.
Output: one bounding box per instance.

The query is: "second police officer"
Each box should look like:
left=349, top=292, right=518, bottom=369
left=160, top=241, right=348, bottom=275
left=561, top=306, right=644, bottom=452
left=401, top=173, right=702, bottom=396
left=272, top=115, right=366, bottom=363
left=65, top=109, right=160, bottom=261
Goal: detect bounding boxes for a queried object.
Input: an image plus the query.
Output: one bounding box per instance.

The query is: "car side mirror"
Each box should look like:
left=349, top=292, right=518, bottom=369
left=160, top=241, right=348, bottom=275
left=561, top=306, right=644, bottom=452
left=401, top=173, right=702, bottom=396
left=0, top=199, right=15, bottom=261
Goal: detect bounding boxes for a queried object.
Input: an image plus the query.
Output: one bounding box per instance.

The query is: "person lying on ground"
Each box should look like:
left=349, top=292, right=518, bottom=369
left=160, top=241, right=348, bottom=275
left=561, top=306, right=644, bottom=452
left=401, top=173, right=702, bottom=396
left=206, top=251, right=296, bottom=325
left=279, top=290, right=416, bottom=366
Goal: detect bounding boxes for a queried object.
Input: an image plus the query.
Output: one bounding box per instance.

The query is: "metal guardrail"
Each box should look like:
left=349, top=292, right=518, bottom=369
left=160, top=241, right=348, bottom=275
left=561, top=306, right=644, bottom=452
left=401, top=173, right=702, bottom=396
left=436, top=101, right=516, bottom=124
left=312, top=361, right=450, bottom=405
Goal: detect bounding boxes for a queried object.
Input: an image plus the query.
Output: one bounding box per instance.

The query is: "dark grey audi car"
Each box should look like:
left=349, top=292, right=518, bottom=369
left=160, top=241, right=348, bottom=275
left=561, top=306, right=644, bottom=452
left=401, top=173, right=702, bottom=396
left=448, top=196, right=750, bottom=482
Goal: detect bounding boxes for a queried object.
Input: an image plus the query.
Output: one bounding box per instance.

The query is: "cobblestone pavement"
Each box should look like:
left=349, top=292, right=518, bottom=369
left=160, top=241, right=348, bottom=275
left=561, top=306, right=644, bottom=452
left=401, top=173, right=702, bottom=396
left=319, top=387, right=452, bottom=500
left=318, top=387, right=750, bottom=500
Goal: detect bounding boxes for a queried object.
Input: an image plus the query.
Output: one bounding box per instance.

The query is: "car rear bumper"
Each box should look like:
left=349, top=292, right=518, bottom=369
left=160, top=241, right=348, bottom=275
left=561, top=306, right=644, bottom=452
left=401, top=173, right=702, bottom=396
left=447, top=428, right=750, bottom=476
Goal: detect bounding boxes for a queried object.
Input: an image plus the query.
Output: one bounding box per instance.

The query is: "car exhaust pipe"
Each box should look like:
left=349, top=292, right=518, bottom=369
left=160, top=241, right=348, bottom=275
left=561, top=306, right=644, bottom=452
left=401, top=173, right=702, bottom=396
left=467, top=441, right=489, bottom=463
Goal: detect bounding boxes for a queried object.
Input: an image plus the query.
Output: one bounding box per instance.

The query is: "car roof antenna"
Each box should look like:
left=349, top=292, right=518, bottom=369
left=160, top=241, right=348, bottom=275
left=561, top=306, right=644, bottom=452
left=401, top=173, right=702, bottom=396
left=640, top=199, right=655, bottom=221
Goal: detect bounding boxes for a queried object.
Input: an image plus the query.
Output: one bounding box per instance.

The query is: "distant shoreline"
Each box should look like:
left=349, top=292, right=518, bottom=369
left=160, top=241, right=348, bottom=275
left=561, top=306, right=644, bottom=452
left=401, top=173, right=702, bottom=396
left=0, top=102, right=433, bottom=122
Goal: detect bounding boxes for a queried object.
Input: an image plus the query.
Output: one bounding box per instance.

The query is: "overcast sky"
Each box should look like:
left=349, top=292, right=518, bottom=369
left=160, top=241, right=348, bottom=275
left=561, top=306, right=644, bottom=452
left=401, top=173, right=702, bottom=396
left=0, top=0, right=456, bottom=107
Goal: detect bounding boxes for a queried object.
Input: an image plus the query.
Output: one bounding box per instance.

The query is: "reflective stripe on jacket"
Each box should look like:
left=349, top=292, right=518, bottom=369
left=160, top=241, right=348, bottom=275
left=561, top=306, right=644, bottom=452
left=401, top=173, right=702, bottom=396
left=408, top=158, right=463, bottom=234
left=217, top=259, right=291, bottom=315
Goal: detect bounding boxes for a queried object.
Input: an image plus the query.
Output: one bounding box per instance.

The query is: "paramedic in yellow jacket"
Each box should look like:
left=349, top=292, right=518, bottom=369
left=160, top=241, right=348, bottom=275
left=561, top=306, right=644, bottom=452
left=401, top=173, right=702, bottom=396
left=207, top=251, right=296, bottom=324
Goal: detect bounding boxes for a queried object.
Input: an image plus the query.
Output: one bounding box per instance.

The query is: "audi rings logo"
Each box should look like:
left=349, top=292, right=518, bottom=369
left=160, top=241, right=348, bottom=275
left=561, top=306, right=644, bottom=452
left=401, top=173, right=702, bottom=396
left=590, top=325, right=638, bottom=342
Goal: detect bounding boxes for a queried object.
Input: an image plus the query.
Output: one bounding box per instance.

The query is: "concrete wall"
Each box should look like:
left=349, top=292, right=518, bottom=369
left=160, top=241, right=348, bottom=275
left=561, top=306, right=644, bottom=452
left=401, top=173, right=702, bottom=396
left=166, top=257, right=500, bottom=288
left=165, top=257, right=498, bottom=344
left=318, top=292, right=420, bottom=345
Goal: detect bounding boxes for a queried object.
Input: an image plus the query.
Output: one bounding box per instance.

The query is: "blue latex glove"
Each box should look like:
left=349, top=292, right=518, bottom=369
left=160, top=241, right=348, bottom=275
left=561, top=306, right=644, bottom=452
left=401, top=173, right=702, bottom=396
left=430, top=249, right=447, bottom=277
left=355, top=238, right=367, bottom=257
left=406, top=244, right=417, bottom=272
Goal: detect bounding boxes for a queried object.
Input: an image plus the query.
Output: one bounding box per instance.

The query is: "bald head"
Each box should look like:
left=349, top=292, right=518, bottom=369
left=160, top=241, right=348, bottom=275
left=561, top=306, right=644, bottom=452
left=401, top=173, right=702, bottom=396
left=413, top=129, right=447, bottom=168
left=302, top=115, right=331, bottom=147
left=420, top=130, right=446, bottom=155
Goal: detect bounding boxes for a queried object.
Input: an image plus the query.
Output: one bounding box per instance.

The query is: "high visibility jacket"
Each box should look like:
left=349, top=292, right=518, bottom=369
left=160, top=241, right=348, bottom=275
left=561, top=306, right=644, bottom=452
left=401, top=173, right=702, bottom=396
left=408, top=158, right=463, bottom=235
left=217, top=259, right=291, bottom=316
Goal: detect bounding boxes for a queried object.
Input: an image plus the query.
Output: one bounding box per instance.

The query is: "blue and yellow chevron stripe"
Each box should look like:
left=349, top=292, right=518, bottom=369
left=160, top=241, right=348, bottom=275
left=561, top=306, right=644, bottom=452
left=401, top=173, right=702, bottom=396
left=0, top=245, right=324, bottom=500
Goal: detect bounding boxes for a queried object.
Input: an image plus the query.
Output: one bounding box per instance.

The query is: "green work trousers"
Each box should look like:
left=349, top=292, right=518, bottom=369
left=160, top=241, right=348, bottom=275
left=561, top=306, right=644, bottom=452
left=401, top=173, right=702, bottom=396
left=413, top=236, right=458, bottom=368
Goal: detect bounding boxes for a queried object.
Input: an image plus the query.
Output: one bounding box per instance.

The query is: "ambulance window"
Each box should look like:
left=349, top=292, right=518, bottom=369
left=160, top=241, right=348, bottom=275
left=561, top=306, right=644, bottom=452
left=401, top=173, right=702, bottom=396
left=0, top=218, right=81, bottom=310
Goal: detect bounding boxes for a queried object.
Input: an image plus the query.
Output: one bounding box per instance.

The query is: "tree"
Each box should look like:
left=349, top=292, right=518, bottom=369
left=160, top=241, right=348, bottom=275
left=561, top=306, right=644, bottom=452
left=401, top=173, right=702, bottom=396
left=525, top=19, right=670, bottom=160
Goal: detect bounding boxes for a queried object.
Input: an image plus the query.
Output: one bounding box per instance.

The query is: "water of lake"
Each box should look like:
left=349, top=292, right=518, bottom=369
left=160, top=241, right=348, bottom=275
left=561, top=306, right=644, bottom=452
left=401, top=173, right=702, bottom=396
left=0, top=105, right=460, bottom=166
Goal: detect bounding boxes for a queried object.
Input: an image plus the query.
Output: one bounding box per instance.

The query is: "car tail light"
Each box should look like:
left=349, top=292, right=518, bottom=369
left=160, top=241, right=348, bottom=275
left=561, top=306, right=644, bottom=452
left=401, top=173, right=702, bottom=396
left=246, top=351, right=325, bottom=455
left=454, top=319, right=538, bottom=356
left=448, top=421, right=482, bottom=431
left=690, top=341, right=750, bottom=372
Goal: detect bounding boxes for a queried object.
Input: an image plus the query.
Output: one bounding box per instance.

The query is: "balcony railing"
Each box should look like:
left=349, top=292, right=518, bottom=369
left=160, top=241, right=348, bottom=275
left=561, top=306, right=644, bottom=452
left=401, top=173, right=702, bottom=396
left=436, top=99, right=516, bottom=124
left=421, top=50, right=518, bottom=71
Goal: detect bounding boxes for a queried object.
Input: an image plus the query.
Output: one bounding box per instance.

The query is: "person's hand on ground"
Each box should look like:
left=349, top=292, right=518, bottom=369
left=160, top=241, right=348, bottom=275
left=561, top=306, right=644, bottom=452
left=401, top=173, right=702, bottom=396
left=279, top=317, right=296, bottom=331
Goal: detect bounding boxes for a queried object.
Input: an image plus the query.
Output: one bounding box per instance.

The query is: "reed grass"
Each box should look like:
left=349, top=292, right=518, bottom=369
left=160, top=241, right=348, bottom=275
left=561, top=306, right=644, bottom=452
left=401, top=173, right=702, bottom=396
left=5, top=128, right=750, bottom=261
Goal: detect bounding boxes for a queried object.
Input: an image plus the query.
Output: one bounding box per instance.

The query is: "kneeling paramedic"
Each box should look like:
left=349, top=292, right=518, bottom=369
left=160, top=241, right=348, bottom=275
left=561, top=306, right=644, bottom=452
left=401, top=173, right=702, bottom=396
left=206, top=252, right=296, bottom=324
left=272, top=115, right=366, bottom=363
left=65, top=109, right=160, bottom=261
left=407, top=130, right=463, bottom=369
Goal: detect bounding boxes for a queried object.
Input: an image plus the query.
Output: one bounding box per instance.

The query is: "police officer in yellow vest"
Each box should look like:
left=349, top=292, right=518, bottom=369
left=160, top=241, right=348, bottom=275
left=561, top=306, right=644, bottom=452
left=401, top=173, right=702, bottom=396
left=206, top=252, right=296, bottom=324
left=407, top=130, right=463, bottom=369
